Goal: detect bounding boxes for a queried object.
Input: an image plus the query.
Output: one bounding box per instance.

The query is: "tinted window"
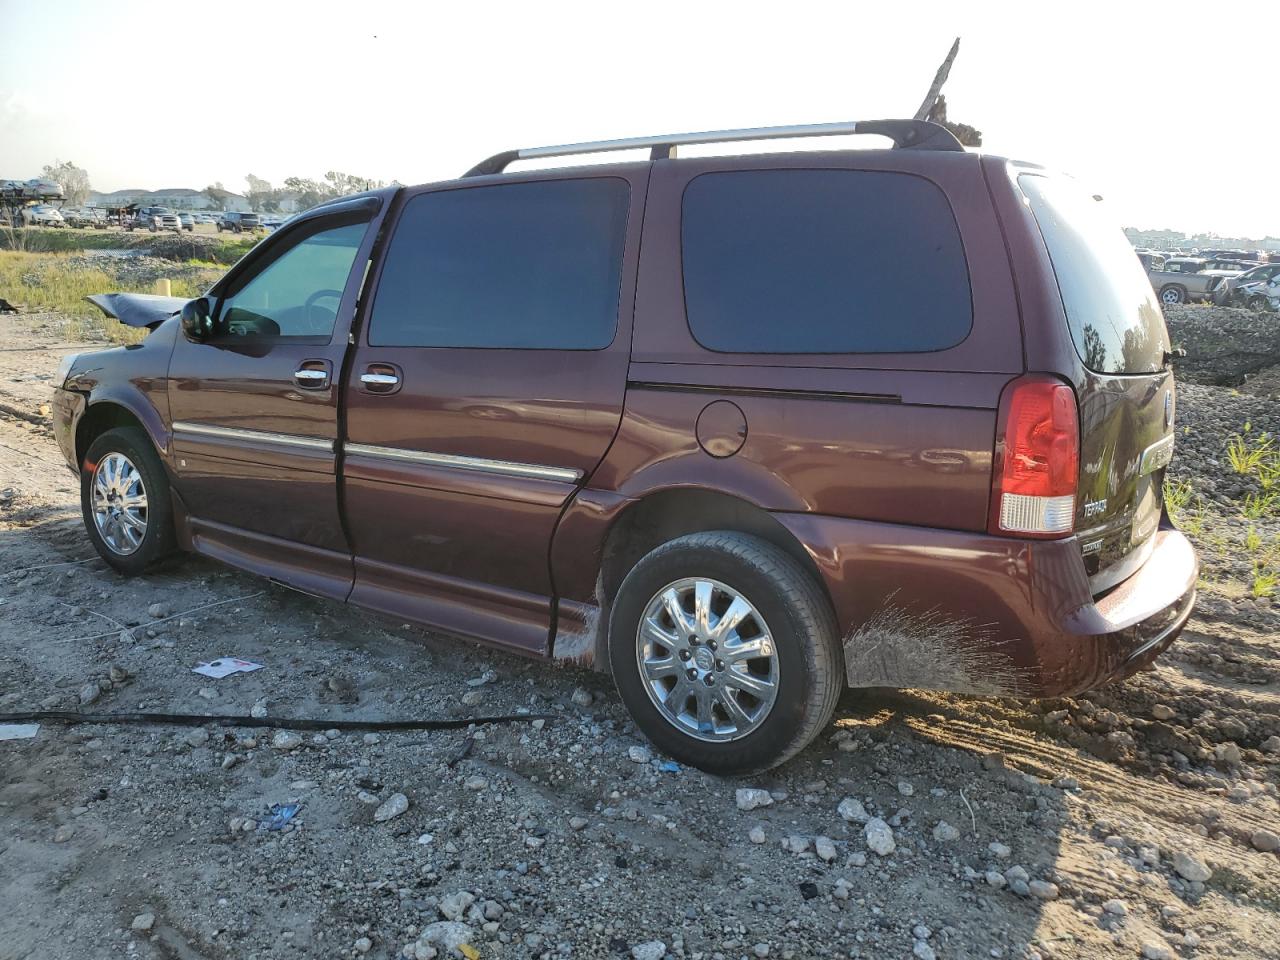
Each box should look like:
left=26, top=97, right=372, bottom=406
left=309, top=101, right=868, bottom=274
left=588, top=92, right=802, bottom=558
left=681, top=170, right=972, bottom=354
left=218, top=220, right=366, bottom=338
left=369, top=178, right=629, bottom=349
left=1020, top=175, right=1168, bottom=375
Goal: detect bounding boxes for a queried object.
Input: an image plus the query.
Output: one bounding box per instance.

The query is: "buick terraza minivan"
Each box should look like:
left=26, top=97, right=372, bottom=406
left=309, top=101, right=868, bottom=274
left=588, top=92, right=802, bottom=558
left=53, top=119, right=1197, bottom=773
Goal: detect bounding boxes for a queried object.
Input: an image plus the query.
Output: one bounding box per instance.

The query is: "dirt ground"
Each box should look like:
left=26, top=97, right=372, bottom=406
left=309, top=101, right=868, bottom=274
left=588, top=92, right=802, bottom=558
left=1, top=311, right=1277, bottom=960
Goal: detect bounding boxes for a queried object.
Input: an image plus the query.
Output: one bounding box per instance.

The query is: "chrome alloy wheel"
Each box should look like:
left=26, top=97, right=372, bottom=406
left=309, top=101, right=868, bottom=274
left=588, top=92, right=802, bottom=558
left=636, top=577, right=780, bottom=742
left=91, top=452, right=148, bottom=555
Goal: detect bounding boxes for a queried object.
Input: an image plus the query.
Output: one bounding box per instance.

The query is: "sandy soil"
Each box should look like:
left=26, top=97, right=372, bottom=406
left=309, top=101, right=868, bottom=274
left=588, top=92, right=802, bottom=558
left=0, top=312, right=1277, bottom=960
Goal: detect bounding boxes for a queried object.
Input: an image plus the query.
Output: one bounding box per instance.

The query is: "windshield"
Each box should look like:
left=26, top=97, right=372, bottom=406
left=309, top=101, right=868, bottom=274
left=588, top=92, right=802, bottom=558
left=1020, top=174, right=1169, bottom=375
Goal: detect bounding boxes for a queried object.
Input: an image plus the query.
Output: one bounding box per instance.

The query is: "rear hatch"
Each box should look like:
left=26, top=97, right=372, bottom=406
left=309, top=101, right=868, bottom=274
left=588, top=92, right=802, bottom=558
left=1019, top=175, right=1175, bottom=593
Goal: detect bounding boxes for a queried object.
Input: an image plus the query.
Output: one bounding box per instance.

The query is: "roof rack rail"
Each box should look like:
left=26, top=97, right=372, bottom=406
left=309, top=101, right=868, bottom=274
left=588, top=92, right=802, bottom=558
left=463, top=118, right=964, bottom=177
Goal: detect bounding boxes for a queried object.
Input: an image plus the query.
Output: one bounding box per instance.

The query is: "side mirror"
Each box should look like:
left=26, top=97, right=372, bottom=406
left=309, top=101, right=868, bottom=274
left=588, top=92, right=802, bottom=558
left=180, top=297, right=215, bottom=342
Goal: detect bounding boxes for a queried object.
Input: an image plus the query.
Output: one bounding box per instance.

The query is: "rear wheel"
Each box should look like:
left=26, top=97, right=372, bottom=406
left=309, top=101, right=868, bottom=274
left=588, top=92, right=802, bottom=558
left=81, top=427, right=177, bottom=576
left=1247, top=295, right=1272, bottom=312
left=1160, top=285, right=1186, bottom=305
left=608, top=532, right=842, bottom=775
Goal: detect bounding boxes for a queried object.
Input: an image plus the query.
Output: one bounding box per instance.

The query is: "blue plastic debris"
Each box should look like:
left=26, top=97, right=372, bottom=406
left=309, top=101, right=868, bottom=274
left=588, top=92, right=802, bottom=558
left=259, top=802, right=301, bottom=831
left=659, top=760, right=681, bottom=773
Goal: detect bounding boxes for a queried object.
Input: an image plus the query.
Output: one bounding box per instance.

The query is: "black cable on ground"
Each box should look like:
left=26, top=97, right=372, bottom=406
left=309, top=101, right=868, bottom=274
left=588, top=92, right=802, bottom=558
left=0, top=710, right=554, bottom=732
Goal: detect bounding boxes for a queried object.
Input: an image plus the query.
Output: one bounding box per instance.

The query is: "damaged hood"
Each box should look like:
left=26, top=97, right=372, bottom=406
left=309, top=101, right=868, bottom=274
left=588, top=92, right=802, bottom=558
left=86, top=292, right=190, bottom=328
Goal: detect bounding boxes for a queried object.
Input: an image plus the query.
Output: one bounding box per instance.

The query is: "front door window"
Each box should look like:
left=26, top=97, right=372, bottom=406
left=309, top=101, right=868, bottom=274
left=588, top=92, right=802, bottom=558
left=217, top=221, right=367, bottom=339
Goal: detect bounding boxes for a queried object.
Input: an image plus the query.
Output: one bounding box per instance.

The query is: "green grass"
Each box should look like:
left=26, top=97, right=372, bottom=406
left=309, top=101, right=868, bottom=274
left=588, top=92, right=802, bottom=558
left=1242, top=489, right=1279, bottom=521
left=0, top=226, right=256, bottom=265
left=0, top=250, right=211, bottom=344
left=1225, top=432, right=1274, bottom=475
left=1164, top=478, right=1206, bottom=535
left=1251, top=564, right=1277, bottom=599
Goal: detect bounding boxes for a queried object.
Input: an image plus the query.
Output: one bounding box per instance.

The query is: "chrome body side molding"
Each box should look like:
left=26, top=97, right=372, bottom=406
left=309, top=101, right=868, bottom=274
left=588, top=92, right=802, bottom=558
left=344, top=443, right=581, bottom=483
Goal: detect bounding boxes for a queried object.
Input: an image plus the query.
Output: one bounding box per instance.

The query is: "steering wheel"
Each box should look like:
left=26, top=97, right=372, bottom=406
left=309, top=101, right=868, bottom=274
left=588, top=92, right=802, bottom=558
left=305, top=289, right=344, bottom=332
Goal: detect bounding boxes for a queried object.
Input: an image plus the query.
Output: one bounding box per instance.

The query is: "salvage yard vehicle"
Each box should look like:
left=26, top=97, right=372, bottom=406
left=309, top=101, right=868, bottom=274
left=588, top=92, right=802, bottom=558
left=62, top=207, right=108, bottom=229
left=1146, top=257, right=1233, bottom=304
left=53, top=119, right=1197, bottom=773
left=128, top=206, right=181, bottom=232
left=21, top=204, right=65, bottom=227
left=218, top=211, right=262, bottom=233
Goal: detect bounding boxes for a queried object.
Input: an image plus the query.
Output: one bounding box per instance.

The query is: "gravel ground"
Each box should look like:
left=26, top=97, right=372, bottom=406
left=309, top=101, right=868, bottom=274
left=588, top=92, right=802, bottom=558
left=0, top=311, right=1277, bottom=960
left=1164, top=303, right=1280, bottom=396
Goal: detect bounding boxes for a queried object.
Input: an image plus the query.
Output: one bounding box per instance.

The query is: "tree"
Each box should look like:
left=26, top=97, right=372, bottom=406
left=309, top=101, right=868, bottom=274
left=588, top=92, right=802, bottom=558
left=245, top=173, right=275, bottom=211
left=41, top=160, right=91, bottom=205
left=281, top=171, right=388, bottom=213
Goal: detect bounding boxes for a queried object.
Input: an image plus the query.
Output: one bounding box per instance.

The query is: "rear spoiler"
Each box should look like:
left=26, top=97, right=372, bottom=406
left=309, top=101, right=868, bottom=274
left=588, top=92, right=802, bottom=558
left=86, top=292, right=189, bottom=329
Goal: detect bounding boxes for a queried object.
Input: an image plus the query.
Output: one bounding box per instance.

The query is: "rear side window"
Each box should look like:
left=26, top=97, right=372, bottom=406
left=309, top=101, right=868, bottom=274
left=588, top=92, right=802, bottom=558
left=681, top=170, right=972, bottom=354
left=369, top=178, right=629, bottom=349
left=1020, top=175, right=1168, bottom=375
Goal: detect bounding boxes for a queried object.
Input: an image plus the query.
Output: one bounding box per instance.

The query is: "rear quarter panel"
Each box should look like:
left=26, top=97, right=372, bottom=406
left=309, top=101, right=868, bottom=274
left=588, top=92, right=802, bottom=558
left=559, top=150, right=1024, bottom=607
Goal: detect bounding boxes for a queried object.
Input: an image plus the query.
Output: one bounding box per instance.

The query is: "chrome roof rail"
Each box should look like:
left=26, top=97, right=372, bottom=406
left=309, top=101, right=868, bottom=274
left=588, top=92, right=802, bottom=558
left=463, top=119, right=964, bottom=177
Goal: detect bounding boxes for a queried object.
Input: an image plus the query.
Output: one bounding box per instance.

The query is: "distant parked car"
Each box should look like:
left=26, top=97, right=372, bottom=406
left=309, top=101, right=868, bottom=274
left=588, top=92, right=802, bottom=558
left=1224, top=263, right=1280, bottom=306
left=1145, top=257, right=1230, bottom=304
left=129, top=206, right=181, bottom=232
left=21, top=205, right=66, bottom=227
left=217, top=211, right=262, bottom=233
left=22, top=178, right=64, bottom=198
left=261, top=215, right=286, bottom=232
left=1201, top=258, right=1257, bottom=273
left=178, top=213, right=196, bottom=231
left=63, top=208, right=107, bottom=229
left=1136, top=251, right=1166, bottom=272
left=0, top=180, right=24, bottom=196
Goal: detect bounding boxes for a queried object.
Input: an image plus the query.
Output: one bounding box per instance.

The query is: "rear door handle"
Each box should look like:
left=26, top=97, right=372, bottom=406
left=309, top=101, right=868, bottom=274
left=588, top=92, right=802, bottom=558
left=359, top=363, right=402, bottom=394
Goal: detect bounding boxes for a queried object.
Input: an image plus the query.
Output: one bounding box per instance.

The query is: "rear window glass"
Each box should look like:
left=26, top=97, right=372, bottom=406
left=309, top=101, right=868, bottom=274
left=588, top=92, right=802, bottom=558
left=681, top=170, right=972, bottom=354
left=369, top=178, right=629, bottom=350
left=1020, top=175, right=1168, bottom=375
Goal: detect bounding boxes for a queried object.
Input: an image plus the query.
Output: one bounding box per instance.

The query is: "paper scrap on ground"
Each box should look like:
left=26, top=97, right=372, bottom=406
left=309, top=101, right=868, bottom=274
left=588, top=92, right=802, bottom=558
left=0, top=723, right=40, bottom=741
left=192, top=658, right=263, bottom=679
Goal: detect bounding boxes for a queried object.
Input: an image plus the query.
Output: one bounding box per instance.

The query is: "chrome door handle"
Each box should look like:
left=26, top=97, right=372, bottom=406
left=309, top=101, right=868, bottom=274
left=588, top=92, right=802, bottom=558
left=294, top=368, right=330, bottom=389
left=360, top=373, right=399, bottom=386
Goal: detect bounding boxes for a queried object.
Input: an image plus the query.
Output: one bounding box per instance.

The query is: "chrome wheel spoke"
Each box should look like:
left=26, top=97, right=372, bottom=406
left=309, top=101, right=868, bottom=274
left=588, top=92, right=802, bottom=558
left=661, top=588, right=693, bottom=637
left=694, top=688, right=714, bottom=732
left=641, top=616, right=682, bottom=654
left=642, top=654, right=680, bottom=681
left=721, top=633, right=774, bottom=664
left=708, top=595, right=753, bottom=643
left=718, top=688, right=753, bottom=729
left=693, top=580, right=714, bottom=635
left=636, top=576, right=779, bottom=742
left=723, top=666, right=775, bottom=699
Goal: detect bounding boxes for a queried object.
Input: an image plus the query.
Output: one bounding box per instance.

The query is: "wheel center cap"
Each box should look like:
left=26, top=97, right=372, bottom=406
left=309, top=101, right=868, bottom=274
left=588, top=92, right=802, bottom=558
left=693, top=647, right=714, bottom=672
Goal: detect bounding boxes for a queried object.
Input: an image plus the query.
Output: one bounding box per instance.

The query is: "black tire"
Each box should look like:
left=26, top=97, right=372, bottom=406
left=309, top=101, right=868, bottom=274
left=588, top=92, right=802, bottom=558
left=608, top=532, right=842, bottom=775
left=81, top=427, right=178, bottom=576
left=1247, top=295, right=1271, bottom=312
left=1160, top=285, right=1186, bottom=305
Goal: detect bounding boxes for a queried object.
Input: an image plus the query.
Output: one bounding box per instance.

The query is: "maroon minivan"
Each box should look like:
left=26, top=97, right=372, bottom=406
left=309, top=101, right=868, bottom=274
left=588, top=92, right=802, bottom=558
left=53, top=119, right=1197, bottom=773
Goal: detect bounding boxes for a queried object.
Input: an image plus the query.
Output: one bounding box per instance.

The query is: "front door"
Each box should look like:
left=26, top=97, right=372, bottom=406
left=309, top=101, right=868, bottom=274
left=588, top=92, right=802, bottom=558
left=167, top=196, right=389, bottom=599
left=342, top=170, right=647, bottom=652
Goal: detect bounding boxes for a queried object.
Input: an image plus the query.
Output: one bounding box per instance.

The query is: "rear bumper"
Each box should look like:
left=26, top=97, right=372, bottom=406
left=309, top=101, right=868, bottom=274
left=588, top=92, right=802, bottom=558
left=775, top=513, right=1197, bottom=698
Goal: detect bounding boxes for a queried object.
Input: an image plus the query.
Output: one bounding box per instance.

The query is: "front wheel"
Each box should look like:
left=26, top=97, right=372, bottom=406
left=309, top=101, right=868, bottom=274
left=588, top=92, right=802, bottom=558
left=608, top=532, right=842, bottom=775
left=81, top=427, right=178, bottom=576
left=1160, top=285, right=1186, bottom=305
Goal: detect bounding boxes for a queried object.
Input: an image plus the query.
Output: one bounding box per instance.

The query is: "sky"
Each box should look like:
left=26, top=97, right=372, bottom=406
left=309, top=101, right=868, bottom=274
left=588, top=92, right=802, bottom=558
left=2, top=0, right=1278, bottom=238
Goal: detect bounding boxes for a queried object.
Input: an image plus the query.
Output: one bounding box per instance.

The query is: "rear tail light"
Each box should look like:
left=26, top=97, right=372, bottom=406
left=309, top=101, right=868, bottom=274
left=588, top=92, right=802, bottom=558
left=989, top=376, right=1079, bottom=538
